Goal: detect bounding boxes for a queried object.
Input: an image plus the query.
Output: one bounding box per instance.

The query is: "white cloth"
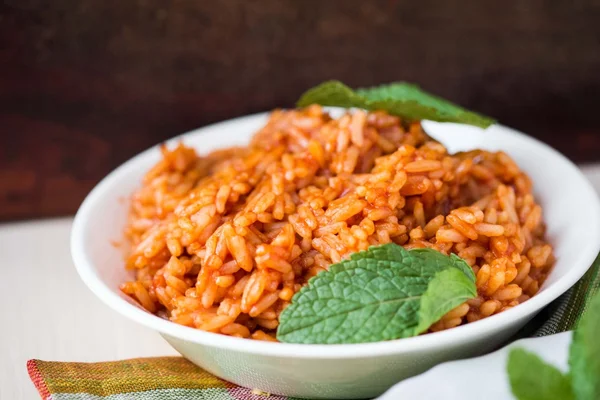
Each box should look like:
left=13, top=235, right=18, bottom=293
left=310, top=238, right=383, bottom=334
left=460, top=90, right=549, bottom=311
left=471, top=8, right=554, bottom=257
left=378, top=332, right=572, bottom=400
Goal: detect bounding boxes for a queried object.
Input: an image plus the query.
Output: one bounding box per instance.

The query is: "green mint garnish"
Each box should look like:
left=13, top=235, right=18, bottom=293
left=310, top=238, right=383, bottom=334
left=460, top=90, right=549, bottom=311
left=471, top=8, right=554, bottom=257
left=296, top=80, right=495, bottom=129
left=507, top=348, right=574, bottom=400
left=508, top=291, right=600, bottom=400
left=569, top=293, right=600, bottom=400
left=276, top=244, right=477, bottom=344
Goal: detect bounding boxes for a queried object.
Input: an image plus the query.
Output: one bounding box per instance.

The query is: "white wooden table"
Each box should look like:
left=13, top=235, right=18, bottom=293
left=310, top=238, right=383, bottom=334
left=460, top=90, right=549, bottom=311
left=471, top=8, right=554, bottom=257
left=3, top=165, right=600, bottom=399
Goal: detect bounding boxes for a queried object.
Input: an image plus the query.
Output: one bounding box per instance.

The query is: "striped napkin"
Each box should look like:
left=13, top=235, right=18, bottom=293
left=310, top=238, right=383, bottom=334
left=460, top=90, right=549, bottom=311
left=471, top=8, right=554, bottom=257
left=28, top=255, right=600, bottom=400
left=27, top=357, right=288, bottom=400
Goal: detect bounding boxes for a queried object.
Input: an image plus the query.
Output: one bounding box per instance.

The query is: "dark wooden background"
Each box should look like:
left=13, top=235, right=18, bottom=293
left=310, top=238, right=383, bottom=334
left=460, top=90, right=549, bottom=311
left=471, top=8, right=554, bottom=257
left=1, top=1, right=600, bottom=221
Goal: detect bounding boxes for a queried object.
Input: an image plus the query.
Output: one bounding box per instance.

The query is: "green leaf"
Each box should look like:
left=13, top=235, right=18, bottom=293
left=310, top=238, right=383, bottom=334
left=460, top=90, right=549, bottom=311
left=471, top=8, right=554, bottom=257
left=276, top=244, right=477, bottom=344
left=569, top=293, right=600, bottom=400
left=296, top=80, right=495, bottom=129
left=507, top=348, right=574, bottom=400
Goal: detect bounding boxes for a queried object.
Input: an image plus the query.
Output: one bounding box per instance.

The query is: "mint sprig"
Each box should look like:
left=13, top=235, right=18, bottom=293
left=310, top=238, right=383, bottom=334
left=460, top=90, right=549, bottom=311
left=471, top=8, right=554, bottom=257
left=296, top=80, right=495, bottom=129
left=276, top=244, right=477, bottom=344
left=507, top=349, right=574, bottom=400
left=508, top=293, right=600, bottom=400
left=569, top=293, right=600, bottom=400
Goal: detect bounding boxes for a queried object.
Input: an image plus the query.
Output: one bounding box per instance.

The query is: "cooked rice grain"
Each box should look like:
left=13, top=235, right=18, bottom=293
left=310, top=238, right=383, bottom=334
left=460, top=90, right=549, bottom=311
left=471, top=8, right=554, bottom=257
left=120, top=106, right=554, bottom=341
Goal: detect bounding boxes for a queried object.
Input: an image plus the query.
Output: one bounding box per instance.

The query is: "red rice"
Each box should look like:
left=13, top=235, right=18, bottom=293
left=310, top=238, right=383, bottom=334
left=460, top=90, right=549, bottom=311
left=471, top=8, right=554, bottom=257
left=120, top=106, right=554, bottom=341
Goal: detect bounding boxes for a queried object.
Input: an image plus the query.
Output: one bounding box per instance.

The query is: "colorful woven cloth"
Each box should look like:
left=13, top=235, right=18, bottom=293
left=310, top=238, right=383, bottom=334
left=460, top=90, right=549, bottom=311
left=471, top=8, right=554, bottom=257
left=27, top=357, right=294, bottom=400
left=28, top=255, right=600, bottom=400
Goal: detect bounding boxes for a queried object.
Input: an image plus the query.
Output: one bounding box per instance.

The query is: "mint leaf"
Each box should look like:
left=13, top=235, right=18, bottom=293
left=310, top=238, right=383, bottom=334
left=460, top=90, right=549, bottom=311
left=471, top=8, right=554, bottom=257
left=298, top=80, right=368, bottom=110
left=276, top=244, right=477, bottom=344
left=507, top=348, right=574, bottom=400
left=416, top=268, right=475, bottom=334
left=569, top=293, right=600, bottom=400
left=296, top=80, right=495, bottom=128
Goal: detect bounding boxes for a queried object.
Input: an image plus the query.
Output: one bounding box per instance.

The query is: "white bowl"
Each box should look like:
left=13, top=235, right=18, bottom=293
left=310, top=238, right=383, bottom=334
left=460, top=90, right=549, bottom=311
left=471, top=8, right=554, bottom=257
left=71, top=110, right=600, bottom=399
